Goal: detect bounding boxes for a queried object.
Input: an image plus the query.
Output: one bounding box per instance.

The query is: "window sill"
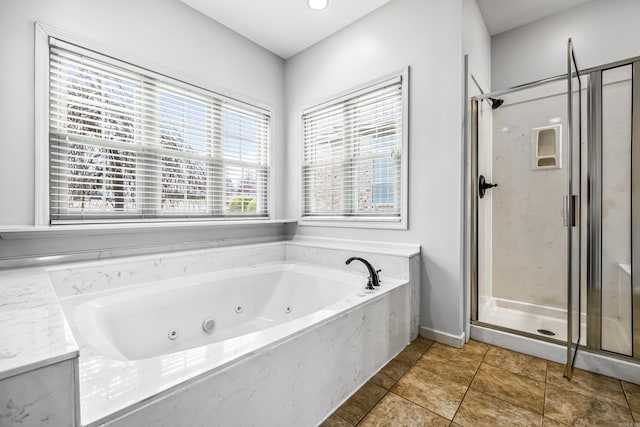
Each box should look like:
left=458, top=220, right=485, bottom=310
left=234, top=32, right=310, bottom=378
left=299, top=217, right=407, bottom=230
left=0, top=219, right=297, bottom=240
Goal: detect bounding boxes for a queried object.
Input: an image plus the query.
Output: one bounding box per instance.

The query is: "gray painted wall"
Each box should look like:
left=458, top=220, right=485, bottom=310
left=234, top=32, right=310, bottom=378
left=285, top=0, right=487, bottom=342
left=492, top=0, right=640, bottom=89
left=463, top=0, right=491, bottom=89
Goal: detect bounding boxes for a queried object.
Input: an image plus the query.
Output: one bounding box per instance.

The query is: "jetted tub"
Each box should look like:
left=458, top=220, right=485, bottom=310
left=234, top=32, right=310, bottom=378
left=59, top=261, right=411, bottom=426
left=75, top=263, right=366, bottom=361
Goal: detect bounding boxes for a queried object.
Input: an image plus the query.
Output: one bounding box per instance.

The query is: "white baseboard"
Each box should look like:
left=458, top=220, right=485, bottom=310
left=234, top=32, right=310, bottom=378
left=420, top=326, right=466, bottom=348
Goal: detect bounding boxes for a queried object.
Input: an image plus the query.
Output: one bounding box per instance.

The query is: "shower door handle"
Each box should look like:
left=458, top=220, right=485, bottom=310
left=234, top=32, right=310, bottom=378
left=563, top=195, right=577, bottom=227
left=479, top=175, right=498, bottom=199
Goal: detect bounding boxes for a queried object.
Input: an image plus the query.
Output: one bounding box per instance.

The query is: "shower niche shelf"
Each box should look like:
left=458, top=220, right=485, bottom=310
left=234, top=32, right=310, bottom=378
left=532, top=125, right=561, bottom=170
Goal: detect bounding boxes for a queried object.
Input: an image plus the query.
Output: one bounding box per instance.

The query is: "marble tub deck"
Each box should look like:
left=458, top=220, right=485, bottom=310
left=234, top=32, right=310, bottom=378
left=322, top=338, right=640, bottom=426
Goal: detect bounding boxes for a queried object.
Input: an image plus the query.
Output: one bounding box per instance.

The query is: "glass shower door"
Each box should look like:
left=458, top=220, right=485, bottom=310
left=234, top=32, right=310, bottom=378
left=565, top=38, right=582, bottom=379
left=474, top=78, right=582, bottom=344
left=472, top=40, right=586, bottom=376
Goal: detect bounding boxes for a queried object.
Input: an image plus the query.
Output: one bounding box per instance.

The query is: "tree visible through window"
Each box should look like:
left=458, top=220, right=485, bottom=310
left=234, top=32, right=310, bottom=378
left=48, top=39, right=270, bottom=223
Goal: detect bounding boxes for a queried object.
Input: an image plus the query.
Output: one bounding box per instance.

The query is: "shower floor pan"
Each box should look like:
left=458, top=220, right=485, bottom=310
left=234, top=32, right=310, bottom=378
left=478, top=297, right=585, bottom=344
left=479, top=297, right=632, bottom=355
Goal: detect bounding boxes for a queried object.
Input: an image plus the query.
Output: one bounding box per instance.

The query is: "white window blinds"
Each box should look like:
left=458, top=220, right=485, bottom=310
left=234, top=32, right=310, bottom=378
left=302, top=76, right=405, bottom=221
left=48, top=38, right=270, bottom=223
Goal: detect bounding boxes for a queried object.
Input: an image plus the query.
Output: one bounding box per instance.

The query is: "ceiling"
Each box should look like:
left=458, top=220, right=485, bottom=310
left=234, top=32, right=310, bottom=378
left=477, top=0, right=593, bottom=36
left=178, top=0, right=392, bottom=59
left=178, top=0, right=594, bottom=59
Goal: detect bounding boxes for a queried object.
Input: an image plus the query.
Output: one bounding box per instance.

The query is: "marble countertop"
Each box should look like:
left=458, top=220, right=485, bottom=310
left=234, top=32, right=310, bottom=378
left=289, top=236, right=421, bottom=257
left=0, top=267, right=78, bottom=380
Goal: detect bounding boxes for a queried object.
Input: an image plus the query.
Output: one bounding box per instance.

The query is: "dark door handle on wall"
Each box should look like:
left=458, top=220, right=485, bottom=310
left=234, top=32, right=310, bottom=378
left=479, top=175, right=498, bottom=199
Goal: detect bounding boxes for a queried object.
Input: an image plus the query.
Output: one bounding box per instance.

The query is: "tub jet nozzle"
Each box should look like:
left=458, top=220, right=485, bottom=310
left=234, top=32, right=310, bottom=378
left=202, top=318, right=216, bottom=333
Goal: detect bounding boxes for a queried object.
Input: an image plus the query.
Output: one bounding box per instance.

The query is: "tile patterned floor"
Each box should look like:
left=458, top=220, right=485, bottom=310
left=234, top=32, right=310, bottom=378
left=321, top=338, right=640, bottom=426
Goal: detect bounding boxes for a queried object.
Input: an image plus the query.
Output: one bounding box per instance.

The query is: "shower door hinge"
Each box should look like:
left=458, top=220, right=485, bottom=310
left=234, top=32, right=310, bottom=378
left=563, top=195, right=577, bottom=227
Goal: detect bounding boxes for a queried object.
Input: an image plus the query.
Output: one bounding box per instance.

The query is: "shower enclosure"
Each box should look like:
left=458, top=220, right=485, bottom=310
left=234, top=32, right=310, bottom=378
left=470, top=40, right=639, bottom=376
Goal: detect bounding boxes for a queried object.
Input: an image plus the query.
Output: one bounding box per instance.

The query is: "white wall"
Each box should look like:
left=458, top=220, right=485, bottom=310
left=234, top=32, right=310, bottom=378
left=0, top=0, right=286, bottom=257
left=463, top=0, right=491, bottom=89
left=462, top=0, right=491, bottom=339
left=492, top=0, right=640, bottom=89
left=285, top=0, right=468, bottom=341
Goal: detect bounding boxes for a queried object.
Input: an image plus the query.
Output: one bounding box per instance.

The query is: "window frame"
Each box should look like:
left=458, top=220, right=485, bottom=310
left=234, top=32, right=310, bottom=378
left=35, top=23, right=273, bottom=226
left=299, top=68, right=409, bottom=229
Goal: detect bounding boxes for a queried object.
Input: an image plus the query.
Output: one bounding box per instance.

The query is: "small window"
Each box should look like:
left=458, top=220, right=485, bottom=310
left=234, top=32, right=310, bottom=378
left=301, top=72, right=408, bottom=227
left=45, top=37, right=270, bottom=224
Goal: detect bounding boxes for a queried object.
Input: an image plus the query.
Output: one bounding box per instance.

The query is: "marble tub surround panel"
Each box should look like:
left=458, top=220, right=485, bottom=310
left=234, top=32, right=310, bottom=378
left=286, top=238, right=421, bottom=339
left=49, top=239, right=419, bottom=298
left=81, top=283, right=410, bottom=426
left=288, top=236, right=420, bottom=258
left=0, top=268, right=78, bottom=380
left=48, top=242, right=285, bottom=297
left=286, top=237, right=419, bottom=280
left=0, top=359, right=77, bottom=427
left=408, top=256, right=420, bottom=340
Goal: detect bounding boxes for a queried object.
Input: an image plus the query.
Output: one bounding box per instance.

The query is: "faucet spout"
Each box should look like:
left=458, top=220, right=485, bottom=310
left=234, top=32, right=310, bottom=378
left=345, top=257, right=381, bottom=290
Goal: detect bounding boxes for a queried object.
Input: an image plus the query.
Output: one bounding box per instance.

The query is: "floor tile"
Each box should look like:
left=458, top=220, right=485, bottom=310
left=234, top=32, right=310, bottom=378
left=414, top=347, right=478, bottom=386
left=319, top=414, right=353, bottom=427
left=452, top=388, right=542, bottom=427
left=335, top=381, right=386, bottom=425
left=359, top=392, right=449, bottom=427
left=483, top=346, right=547, bottom=382
left=370, top=358, right=412, bottom=390
left=393, top=338, right=433, bottom=365
left=323, top=340, right=638, bottom=427
left=470, top=362, right=545, bottom=413
left=541, top=417, right=570, bottom=426
left=546, top=362, right=628, bottom=407
left=544, top=382, right=634, bottom=426
left=414, top=336, right=435, bottom=346
left=427, top=342, right=487, bottom=368
left=622, top=381, right=640, bottom=413
left=391, top=365, right=468, bottom=420
left=463, top=340, right=490, bottom=356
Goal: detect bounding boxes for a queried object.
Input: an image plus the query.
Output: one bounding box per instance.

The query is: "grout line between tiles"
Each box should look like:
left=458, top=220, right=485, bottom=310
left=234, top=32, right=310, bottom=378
left=542, top=360, right=549, bottom=426
left=354, top=340, right=433, bottom=426
left=353, top=388, right=386, bottom=426
left=389, top=391, right=451, bottom=423
left=448, top=343, right=490, bottom=423
left=334, top=413, right=354, bottom=426
left=620, top=381, right=636, bottom=421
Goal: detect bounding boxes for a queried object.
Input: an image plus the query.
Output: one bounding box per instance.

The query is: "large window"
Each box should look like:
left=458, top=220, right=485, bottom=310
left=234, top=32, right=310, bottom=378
left=46, top=38, right=270, bottom=223
left=301, top=73, right=407, bottom=226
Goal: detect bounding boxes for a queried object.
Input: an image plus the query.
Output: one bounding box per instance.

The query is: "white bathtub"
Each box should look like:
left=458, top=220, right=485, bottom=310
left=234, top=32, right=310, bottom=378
left=59, top=260, right=411, bottom=426
left=75, top=263, right=364, bottom=361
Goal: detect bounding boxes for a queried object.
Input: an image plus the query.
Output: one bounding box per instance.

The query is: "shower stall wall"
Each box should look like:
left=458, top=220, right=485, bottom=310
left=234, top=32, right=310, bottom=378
left=470, top=47, right=639, bottom=371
